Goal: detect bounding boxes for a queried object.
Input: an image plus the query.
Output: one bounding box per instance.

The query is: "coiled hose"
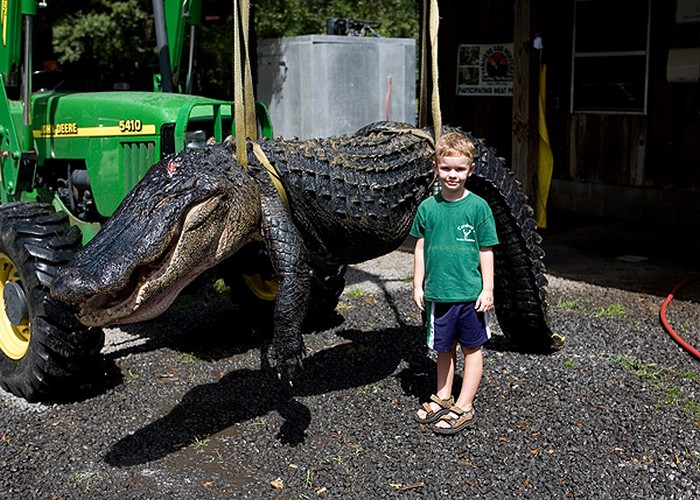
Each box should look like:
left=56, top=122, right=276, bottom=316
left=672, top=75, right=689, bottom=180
left=660, top=274, right=700, bottom=360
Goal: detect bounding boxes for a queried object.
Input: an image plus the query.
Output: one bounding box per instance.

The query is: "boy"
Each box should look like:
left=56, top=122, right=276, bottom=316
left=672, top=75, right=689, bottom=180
left=410, top=131, right=498, bottom=435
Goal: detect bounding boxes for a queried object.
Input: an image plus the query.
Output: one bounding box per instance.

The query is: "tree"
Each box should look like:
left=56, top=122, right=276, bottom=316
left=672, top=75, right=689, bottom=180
left=254, top=0, right=419, bottom=39
left=48, top=0, right=420, bottom=95
left=49, top=0, right=155, bottom=91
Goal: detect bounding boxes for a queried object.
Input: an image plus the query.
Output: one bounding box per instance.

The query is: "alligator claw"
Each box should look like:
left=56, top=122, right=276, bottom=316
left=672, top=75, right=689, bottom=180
left=275, top=353, right=303, bottom=390
left=261, top=343, right=304, bottom=391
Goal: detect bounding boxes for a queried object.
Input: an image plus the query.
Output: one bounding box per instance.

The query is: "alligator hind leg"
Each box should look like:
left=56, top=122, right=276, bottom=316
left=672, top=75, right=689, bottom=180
left=256, top=179, right=311, bottom=385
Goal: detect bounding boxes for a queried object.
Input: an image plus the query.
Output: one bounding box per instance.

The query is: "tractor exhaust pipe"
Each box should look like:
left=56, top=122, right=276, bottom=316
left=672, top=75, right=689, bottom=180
left=22, top=14, right=33, bottom=134
left=153, top=0, right=174, bottom=92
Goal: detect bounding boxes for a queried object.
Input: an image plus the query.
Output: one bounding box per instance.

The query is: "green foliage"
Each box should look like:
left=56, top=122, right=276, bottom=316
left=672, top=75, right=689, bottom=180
left=47, top=0, right=420, bottom=95
left=344, top=287, right=367, bottom=298
left=612, top=354, right=700, bottom=422
left=195, top=19, right=236, bottom=99
left=254, top=0, right=420, bottom=39
left=594, top=303, right=625, bottom=319
left=52, top=1, right=152, bottom=64
left=51, top=0, right=155, bottom=89
left=611, top=354, right=662, bottom=379
left=555, top=297, right=582, bottom=310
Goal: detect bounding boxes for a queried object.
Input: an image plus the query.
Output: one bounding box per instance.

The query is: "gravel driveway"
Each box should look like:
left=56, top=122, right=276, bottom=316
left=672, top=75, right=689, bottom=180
left=1, top=243, right=699, bottom=498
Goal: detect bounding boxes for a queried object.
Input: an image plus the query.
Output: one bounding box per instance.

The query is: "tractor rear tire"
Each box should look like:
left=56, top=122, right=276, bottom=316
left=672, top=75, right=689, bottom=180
left=0, top=202, right=104, bottom=402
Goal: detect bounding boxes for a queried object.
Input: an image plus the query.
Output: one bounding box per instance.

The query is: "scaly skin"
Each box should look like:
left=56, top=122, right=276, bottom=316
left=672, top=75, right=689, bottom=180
left=51, top=121, right=558, bottom=380
left=51, top=145, right=263, bottom=325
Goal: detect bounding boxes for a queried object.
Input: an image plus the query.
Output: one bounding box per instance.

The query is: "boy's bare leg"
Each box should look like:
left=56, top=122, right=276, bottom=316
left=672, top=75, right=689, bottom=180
left=434, top=346, right=482, bottom=428
left=436, top=350, right=457, bottom=401
left=416, top=349, right=457, bottom=419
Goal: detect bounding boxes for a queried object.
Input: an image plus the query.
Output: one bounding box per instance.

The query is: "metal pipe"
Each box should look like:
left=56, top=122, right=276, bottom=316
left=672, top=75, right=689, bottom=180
left=22, top=14, right=33, bottom=127
left=185, top=24, right=196, bottom=94
left=153, top=0, right=174, bottom=92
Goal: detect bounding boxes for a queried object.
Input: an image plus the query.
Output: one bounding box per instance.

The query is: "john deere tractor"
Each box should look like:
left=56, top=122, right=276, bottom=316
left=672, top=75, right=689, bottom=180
left=0, top=0, right=275, bottom=401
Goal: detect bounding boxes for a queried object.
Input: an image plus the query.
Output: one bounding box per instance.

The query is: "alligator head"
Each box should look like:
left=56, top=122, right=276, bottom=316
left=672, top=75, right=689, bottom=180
left=51, top=144, right=262, bottom=326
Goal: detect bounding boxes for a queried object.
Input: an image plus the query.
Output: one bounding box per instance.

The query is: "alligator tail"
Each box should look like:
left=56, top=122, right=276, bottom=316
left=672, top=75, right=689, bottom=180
left=458, top=129, right=562, bottom=352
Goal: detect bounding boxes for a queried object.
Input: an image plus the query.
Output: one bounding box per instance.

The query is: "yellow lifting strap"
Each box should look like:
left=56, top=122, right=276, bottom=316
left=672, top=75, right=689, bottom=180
left=429, top=0, right=442, bottom=144
left=251, top=142, right=290, bottom=211
left=418, top=0, right=442, bottom=145
left=231, top=0, right=289, bottom=209
left=232, top=0, right=257, bottom=166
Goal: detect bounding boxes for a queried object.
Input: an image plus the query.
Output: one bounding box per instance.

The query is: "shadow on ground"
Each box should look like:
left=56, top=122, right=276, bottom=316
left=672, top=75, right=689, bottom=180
left=103, top=324, right=433, bottom=466
left=539, top=210, right=700, bottom=299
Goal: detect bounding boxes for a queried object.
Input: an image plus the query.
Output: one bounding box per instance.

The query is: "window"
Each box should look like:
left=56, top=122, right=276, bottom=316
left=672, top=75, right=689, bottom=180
left=571, top=0, right=651, bottom=114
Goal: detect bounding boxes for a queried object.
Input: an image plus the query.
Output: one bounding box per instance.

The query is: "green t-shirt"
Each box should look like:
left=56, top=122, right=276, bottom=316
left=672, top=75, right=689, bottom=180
left=410, top=192, right=499, bottom=302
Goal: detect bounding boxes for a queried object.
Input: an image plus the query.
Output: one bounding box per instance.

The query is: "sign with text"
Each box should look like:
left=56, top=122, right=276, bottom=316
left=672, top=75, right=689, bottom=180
left=456, top=43, right=514, bottom=97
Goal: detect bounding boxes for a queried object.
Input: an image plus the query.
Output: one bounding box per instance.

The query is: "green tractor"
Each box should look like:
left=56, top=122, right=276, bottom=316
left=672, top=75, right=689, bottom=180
left=0, top=0, right=275, bottom=401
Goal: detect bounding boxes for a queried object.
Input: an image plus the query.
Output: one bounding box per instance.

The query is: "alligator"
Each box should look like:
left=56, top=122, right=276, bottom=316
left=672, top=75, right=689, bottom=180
left=51, top=121, right=559, bottom=378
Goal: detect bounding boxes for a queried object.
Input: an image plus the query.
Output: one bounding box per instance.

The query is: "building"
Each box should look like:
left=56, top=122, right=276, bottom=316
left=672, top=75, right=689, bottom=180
left=436, top=0, right=699, bottom=228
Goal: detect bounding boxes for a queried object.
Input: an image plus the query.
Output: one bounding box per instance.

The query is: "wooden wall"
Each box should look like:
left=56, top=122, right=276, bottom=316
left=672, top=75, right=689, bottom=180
left=436, top=0, right=515, bottom=162
left=548, top=0, right=700, bottom=191
left=645, top=0, right=700, bottom=191
left=438, top=0, right=700, bottom=225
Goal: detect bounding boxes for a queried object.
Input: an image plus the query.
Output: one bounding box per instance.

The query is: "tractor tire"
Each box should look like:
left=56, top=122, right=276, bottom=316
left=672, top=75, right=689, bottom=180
left=0, top=202, right=104, bottom=402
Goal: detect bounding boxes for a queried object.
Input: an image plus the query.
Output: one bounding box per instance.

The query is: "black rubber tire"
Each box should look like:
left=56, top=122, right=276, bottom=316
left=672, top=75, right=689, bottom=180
left=0, top=202, right=105, bottom=402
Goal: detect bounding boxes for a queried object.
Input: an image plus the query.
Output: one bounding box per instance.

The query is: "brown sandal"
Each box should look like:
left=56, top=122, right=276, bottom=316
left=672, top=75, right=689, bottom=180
left=414, top=394, right=455, bottom=424
left=432, top=405, right=475, bottom=435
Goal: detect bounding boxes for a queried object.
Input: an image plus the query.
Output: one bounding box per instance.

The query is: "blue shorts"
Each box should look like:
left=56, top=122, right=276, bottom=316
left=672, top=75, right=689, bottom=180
left=425, top=301, right=491, bottom=352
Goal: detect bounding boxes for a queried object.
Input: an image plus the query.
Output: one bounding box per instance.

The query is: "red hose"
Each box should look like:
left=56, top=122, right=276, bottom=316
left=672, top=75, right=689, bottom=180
left=659, top=273, right=700, bottom=360
left=384, top=76, right=392, bottom=121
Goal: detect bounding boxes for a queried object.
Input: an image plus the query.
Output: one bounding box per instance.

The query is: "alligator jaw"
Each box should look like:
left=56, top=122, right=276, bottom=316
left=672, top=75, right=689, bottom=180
left=76, top=245, right=183, bottom=326
left=75, top=195, right=233, bottom=326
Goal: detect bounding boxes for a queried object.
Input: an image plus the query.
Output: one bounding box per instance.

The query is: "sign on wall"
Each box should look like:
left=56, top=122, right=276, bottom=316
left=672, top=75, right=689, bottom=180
left=676, top=0, right=700, bottom=23
left=456, top=43, right=514, bottom=97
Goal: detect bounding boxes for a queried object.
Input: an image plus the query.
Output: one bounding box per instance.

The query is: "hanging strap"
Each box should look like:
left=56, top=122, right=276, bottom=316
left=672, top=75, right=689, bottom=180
left=429, top=0, right=442, bottom=143
left=231, top=1, right=289, bottom=210
left=240, top=0, right=257, bottom=141
left=418, top=0, right=442, bottom=143
left=232, top=0, right=257, bottom=167
left=251, top=142, right=290, bottom=211
left=418, top=0, right=429, bottom=127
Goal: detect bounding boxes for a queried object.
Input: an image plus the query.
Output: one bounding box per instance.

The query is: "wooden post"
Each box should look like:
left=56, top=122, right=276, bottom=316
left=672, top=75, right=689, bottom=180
left=512, top=0, right=537, bottom=199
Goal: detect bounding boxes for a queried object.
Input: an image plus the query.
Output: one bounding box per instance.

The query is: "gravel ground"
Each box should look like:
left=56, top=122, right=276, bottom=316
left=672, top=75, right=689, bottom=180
left=1, top=242, right=699, bottom=499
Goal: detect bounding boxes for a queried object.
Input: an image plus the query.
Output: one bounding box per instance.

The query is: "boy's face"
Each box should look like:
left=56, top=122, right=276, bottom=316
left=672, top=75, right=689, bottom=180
left=433, top=155, right=474, bottom=194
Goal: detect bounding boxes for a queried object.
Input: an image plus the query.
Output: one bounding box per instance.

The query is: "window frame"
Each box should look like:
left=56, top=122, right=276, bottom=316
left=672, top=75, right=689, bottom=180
left=570, top=0, right=652, bottom=115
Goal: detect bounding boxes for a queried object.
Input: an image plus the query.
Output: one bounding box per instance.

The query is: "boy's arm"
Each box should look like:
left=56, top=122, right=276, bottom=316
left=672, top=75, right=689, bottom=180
left=413, top=238, right=426, bottom=311
left=475, top=246, right=494, bottom=312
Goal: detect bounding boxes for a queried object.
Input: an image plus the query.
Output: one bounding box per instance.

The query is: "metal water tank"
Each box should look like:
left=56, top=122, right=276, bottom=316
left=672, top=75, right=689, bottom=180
left=257, top=35, right=416, bottom=139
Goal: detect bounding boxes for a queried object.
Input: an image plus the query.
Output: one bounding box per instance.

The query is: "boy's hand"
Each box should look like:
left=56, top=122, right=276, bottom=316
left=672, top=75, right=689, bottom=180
left=413, top=287, right=425, bottom=311
left=475, top=290, right=494, bottom=312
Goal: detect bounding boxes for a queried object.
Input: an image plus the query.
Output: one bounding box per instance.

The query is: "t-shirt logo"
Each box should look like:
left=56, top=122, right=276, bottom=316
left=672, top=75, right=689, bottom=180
left=456, top=223, right=475, bottom=242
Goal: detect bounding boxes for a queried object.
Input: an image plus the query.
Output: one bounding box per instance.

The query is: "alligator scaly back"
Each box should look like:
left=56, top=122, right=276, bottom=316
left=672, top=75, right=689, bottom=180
left=249, top=122, right=558, bottom=352
left=250, top=122, right=436, bottom=264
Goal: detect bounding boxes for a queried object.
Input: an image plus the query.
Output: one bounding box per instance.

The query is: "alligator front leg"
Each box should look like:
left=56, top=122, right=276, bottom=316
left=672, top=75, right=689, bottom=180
left=257, top=181, right=310, bottom=384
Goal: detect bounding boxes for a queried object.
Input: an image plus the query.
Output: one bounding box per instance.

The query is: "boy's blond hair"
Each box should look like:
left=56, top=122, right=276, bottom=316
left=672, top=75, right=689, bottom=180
left=435, top=131, right=475, bottom=163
